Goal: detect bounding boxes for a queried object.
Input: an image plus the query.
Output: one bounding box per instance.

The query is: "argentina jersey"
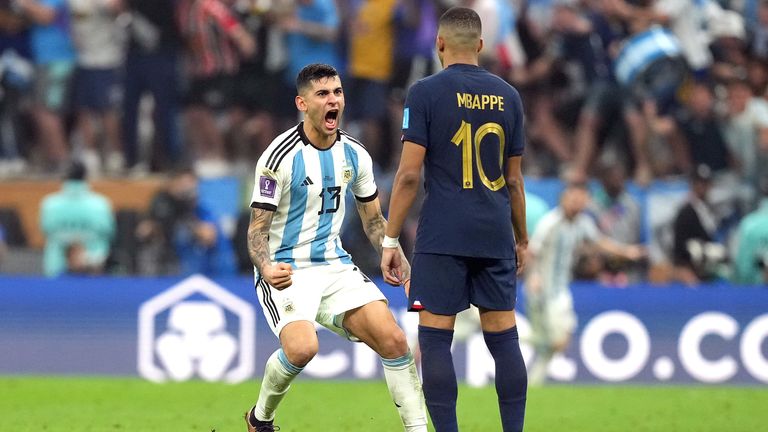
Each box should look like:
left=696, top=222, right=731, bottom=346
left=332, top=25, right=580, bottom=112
left=251, top=123, right=378, bottom=271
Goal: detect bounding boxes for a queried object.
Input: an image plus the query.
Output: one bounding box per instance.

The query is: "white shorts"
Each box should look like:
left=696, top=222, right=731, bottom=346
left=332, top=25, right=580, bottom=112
left=527, top=290, right=577, bottom=347
left=255, top=263, right=387, bottom=339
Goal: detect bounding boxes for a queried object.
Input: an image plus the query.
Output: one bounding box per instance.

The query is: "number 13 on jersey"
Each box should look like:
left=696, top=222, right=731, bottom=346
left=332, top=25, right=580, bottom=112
left=451, top=120, right=506, bottom=191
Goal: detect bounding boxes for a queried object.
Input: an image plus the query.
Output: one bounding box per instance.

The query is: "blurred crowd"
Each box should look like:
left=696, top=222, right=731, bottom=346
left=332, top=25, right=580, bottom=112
left=0, top=0, right=767, bottom=285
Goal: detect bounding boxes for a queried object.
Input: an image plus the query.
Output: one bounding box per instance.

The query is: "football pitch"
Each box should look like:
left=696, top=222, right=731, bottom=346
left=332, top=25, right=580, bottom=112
left=0, top=377, right=765, bottom=431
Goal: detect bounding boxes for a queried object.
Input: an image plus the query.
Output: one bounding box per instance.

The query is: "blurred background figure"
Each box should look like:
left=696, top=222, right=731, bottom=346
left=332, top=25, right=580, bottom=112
left=588, top=160, right=644, bottom=284
left=671, top=164, right=728, bottom=286
left=525, top=182, right=645, bottom=386
left=176, top=0, right=255, bottom=177
left=68, top=0, right=126, bottom=177
left=732, top=176, right=768, bottom=285
left=39, top=160, right=115, bottom=276
left=121, top=0, right=182, bottom=173
left=343, top=0, right=398, bottom=171
left=16, top=0, right=76, bottom=173
left=135, top=167, right=236, bottom=277
left=0, top=0, right=33, bottom=177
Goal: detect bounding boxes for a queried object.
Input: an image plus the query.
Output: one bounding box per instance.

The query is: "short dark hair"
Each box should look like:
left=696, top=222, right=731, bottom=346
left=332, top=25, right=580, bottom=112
left=439, top=7, right=482, bottom=38
left=66, top=160, right=87, bottom=181
left=296, top=63, right=339, bottom=94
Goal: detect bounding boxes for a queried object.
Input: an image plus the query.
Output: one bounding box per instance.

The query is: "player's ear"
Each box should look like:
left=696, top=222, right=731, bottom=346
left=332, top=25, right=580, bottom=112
left=295, top=95, right=306, bottom=112
left=436, top=35, right=445, bottom=54
left=477, top=38, right=484, bottom=54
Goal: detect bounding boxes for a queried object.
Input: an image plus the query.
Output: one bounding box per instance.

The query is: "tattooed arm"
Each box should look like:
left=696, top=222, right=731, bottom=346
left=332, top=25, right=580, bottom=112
left=356, top=197, right=410, bottom=286
left=247, top=207, right=293, bottom=289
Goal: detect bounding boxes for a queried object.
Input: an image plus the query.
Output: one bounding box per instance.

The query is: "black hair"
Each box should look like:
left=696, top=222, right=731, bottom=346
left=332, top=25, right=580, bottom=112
left=66, top=160, right=87, bottom=181
left=439, top=7, right=482, bottom=37
left=296, top=63, right=339, bottom=94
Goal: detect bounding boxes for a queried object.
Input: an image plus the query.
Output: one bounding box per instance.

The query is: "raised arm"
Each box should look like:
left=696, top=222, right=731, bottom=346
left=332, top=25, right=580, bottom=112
left=247, top=207, right=292, bottom=289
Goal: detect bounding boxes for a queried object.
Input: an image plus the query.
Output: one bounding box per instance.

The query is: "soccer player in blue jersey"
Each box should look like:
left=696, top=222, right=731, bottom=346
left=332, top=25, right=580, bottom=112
left=244, top=64, right=427, bottom=432
left=381, top=7, right=528, bottom=432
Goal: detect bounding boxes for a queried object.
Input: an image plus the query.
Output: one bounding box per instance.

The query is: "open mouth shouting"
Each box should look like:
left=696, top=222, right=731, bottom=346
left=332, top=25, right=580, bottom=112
left=324, top=108, right=339, bottom=131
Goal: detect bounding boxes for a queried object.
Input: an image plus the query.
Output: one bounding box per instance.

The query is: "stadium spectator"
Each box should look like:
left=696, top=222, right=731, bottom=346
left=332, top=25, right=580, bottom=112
left=525, top=182, right=645, bottom=385
left=344, top=0, right=398, bottom=171
left=16, top=0, right=76, bottom=173
left=68, top=0, right=126, bottom=176
left=121, top=0, right=182, bottom=173
left=588, top=160, right=644, bottom=283
left=280, top=0, right=341, bottom=101
left=177, top=0, right=255, bottom=177
left=0, top=4, right=32, bottom=177
left=135, top=167, right=236, bottom=276
left=671, top=164, right=728, bottom=285
left=0, top=221, right=7, bottom=268
left=388, top=0, right=438, bottom=168
left=382, top=8, right=529, bottom=431
left=244, top=64, right=427, bottom=432
left=732, top=176, right=768, bottom=285
left=39, top=160, right=115, bottom=276
left=722, top=77, right=768, bottom=213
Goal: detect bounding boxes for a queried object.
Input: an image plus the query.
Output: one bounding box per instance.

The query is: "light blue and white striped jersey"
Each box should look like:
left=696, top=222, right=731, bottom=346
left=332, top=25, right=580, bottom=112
left=250, top=123, right=378, bottom=272
left=529, top=208, right=600, bottom=296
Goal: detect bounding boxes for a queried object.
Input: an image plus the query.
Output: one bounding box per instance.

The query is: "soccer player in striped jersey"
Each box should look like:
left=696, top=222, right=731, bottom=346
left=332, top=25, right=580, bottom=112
left=525, top=182, right=645, bottom=385
left=244, top=64, right=427, bottom=432
left=382, top=7, right=529, bottom=432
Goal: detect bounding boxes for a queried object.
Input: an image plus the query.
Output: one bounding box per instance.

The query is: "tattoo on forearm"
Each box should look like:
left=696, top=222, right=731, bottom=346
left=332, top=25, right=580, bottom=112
left=357, top=201, right=387, bottom=254
left=247, top=208, right=273, bottom=273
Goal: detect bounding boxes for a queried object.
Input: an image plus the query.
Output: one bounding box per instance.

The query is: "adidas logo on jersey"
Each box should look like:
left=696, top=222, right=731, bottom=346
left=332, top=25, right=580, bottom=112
left=301, top=176, right=314, bottom=186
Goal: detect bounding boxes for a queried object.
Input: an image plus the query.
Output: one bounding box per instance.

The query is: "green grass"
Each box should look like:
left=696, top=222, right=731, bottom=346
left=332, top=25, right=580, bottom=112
left=0, top=377, right=765, bottom=431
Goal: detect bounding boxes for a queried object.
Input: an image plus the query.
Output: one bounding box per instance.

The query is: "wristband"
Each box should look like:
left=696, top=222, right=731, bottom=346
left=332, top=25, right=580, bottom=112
left=382, top=235, right=400, bottom=248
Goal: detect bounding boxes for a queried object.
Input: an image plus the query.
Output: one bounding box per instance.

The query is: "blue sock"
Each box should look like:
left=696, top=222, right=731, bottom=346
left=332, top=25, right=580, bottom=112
left=418, top=325, right=458, bottom=432
left=484, top=326, right=527, bottom=432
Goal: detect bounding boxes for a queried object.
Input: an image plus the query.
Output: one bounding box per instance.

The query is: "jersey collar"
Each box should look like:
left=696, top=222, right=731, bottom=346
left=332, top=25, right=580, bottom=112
left=297, top=121, right=341, bottom=151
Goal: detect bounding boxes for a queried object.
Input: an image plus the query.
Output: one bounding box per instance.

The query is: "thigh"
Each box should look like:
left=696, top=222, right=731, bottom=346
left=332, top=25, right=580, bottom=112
left=342, top=299, right=404, bottom=356
left=315, top=265, right=387, bottom=340
left=410, top=253, right=470, bottom=315
left=468, top=257, right=518, bottom=312
left=254, top=268, right=325, bottom=338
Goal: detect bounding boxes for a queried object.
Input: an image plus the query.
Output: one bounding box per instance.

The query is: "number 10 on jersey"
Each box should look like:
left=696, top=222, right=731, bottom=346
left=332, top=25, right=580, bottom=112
left=451, top=120, right=506, bottom=191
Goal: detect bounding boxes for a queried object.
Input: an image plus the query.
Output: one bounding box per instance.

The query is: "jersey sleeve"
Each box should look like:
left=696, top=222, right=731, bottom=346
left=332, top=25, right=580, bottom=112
left=351, top=147, right=378, bottom=202
left=579, top=214, right=601, bottom=242
left=401, top=80, right=429, bottom=147
left=506, top=87, right=525, bottom=157
left=250, top=157, right=285, bottom=212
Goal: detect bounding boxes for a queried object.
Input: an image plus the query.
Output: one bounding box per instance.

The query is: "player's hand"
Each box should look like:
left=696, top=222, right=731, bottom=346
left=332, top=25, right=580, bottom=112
left=381, top=247, right=403, bottom=286
left=515, top=242, right=528, bottom=275
left=263, top=262, right=293, bottom=290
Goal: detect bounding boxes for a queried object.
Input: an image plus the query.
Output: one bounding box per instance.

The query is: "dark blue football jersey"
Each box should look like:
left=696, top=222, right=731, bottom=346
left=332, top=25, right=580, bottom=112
left=402, top=63, right=525, bottom=258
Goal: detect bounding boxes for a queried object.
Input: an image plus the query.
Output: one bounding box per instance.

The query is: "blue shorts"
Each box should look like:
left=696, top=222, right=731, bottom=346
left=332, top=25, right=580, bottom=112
left=74, top=67, right=121, bottom=111
left=409, top=253, right=518, bottom=315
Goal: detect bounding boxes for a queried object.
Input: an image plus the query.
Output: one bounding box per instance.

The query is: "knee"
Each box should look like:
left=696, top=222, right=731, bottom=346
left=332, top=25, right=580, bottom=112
left=282, top=341, right=318, bottom=368
left=378, top=327, right=409, bottom=359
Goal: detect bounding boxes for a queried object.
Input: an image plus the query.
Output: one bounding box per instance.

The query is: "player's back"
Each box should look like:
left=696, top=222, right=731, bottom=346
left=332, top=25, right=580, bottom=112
left=403, top=64, right=525, bottom=259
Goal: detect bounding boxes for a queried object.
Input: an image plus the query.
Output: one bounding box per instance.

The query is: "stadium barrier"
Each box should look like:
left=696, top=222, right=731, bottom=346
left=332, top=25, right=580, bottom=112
left=1, top=275, right=766, bottom=385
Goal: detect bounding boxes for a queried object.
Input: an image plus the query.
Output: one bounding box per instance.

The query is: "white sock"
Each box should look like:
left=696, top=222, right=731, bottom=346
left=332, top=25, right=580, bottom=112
left=529, top=349, right=553, bottom=387
left=254, top=349, right=303, bottom=421
left=381, top=351, right=428, bottom=432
